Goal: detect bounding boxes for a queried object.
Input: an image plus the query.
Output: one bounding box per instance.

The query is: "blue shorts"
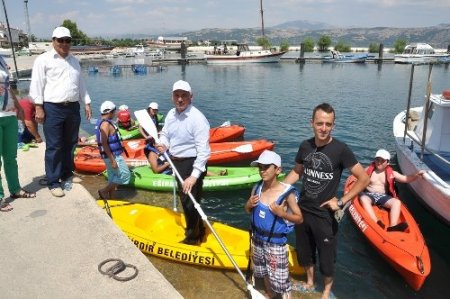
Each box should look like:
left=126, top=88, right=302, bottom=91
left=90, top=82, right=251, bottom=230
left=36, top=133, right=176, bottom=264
left=361, top=192, right=392, bottom=206
left=104, top=155, right=131, bottom=185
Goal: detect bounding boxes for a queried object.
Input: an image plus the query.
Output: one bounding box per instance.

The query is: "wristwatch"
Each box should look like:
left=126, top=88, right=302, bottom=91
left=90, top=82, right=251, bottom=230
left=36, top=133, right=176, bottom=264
left=337, top=199, right=344, bottom=210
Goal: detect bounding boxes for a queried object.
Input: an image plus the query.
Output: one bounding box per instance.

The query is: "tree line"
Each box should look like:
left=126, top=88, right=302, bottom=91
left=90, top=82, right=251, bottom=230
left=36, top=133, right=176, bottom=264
left=37, top=19, right=408, bottom=53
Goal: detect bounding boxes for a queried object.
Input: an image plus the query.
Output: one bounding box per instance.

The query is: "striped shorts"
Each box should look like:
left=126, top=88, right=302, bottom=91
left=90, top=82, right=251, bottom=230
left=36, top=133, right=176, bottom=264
left=252, top=236, right=291, bottom=294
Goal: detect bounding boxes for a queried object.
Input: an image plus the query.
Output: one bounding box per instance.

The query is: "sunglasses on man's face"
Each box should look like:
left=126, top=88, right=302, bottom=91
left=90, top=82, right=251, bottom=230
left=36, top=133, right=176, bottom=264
left=55, top=37, right=72, bottom=44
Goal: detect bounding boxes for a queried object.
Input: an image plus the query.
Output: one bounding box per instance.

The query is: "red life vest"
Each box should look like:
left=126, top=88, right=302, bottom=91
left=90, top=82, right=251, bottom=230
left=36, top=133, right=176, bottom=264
left=366, top=163, right=397, bottom=197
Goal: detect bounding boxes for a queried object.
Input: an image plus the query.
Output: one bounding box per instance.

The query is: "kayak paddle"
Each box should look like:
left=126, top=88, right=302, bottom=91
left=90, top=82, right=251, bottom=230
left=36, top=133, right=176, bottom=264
left=134, top=109, right=265, bottom=299
left=211, top=143, right=253, bottom=154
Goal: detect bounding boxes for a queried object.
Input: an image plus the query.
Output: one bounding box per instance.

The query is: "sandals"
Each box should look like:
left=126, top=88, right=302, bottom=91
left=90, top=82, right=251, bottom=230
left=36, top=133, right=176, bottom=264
left=10, top=189, right=36, bottom=199
left=0, top=199, right=13, bottom=212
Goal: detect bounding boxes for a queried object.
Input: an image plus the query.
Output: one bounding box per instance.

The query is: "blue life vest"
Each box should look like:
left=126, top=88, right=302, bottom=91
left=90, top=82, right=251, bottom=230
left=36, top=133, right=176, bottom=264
left=251, top=181, right=299, bottom=244
left=145, top=142, right=172, bottom=175
left=95, top=119, right=124, bottom=158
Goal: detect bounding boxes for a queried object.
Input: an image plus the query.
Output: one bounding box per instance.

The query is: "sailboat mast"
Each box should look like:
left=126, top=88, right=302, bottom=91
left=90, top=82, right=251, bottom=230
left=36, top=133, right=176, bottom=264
left=260, top=0, right=265, bottom=37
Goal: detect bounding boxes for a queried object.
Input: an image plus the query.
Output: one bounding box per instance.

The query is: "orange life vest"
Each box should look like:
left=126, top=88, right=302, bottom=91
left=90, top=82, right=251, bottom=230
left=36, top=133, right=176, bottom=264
left=366, top=163, right=397, bottom=197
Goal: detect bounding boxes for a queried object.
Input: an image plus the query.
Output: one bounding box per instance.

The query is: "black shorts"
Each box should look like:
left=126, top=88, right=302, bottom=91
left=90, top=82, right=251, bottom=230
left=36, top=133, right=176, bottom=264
left=295, top=212, right=338, bottom=277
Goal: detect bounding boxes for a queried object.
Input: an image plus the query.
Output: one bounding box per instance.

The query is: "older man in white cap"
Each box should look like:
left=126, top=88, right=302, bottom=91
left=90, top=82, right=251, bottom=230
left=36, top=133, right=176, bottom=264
left=157, top=80, right=211, bottom=245
left=29, top=26, right=92, bottom=197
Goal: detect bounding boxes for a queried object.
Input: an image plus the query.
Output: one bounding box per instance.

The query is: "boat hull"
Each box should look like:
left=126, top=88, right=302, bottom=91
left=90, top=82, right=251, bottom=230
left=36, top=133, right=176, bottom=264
left=117, top=165, right=285, bottom=192
left=393, top=107, right=450, bottom=225
left=345, top=176, right=431, bottom=291
left=205, top=51, right=285, bottom=64
left=75, top=139, right=275, bottom=173
left=97, top=200, right=304, bottom=275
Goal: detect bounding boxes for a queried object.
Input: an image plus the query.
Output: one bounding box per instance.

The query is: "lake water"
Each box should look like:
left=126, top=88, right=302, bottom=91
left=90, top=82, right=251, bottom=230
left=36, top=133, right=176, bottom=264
left=17, top=57, right=450, bottom=298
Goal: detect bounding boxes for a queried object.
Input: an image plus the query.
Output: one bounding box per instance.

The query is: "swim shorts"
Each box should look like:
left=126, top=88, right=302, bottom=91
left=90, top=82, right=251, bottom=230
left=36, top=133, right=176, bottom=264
left=104, top=155, right=131, bottom=184
left=361, top=192, right=392, bottom=206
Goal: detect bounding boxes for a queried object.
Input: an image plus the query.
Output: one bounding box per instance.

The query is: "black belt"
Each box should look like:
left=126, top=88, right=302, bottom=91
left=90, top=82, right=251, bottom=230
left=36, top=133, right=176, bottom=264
left=52, top=101, right=78, bottom=106
left=170, top=156, right=196, bottom=161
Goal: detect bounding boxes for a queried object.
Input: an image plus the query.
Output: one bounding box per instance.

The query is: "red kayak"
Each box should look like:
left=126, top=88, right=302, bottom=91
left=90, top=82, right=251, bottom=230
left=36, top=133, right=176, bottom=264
left=78, top=123, right=244, bottom=146
left=209, top=124, right=245, bottom=143
left=344, top=176, right=431, bottom=291
left=75, top=139, right=274, bottom=173
left=209, top=139, right=274, bottom=165
left=74, top=139, right=147, bottom=173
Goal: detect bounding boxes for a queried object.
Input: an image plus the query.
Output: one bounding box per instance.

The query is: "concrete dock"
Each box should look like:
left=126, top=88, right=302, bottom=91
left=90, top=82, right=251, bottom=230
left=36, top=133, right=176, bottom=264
left=0, top=144, right=182, bottom=298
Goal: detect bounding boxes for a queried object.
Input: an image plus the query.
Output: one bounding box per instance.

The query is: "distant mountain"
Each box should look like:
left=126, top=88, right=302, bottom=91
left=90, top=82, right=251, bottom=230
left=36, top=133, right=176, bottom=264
left=272, top=20, right=333, bottom=30
left=172, top=21, right=450, bottom=49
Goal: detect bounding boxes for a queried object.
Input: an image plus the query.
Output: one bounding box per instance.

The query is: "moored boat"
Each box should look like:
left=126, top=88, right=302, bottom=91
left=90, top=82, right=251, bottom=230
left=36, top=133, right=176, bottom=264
left=394, top=43, right=450, bottom=64
left=96, top=200, right=304, bottom=274
left=116, top=165, right=285, bottom=192
left=322, top=50, right=368, bottom=63
left=344, top=176, right=431, bottom=291
left=393, top=87, right=450, bottom=225
left=205, top=44, right=286, bottom=64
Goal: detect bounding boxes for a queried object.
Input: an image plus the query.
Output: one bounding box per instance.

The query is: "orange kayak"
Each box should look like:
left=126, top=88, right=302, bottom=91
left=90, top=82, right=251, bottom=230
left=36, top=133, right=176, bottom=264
left=79, top=124, right=245, bottom=146
left=209, top=124, right=245, bottom=143
left=344, top=176, right=431, bottom=291
left=74, top=139, right=147, bottom=173
left=75, top=139, right=274, bottom=173
left=209, top=139, right=274, bottom=165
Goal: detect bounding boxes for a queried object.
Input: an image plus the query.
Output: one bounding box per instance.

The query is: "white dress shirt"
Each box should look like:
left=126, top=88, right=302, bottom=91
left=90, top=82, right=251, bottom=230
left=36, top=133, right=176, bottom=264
left=159, top=104, right=211, bottom=178
left=29, top=49, right=91, bottom=105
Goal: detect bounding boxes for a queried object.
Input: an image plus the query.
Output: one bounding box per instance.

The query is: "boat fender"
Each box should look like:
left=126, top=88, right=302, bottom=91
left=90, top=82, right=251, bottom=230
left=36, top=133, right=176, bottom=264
left=443, top=90, right=450, bottom=100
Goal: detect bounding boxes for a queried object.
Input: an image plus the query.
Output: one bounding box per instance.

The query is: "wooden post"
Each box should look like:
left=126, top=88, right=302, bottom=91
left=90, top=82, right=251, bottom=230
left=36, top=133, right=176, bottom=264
left=296, top=43, right=305, bottom=63
left=378, top=43, right=384, bottom=63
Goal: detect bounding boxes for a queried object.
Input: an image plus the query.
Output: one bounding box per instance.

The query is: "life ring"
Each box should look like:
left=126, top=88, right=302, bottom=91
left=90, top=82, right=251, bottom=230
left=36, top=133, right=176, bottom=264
left=442, top=90, right=450, bottom=100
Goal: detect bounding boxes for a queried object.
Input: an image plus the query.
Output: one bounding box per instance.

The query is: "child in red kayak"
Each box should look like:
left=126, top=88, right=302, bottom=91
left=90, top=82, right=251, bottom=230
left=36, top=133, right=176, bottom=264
left=245, top=150, right=303, bottom=298
left=360, top=149, right=425, bottom=231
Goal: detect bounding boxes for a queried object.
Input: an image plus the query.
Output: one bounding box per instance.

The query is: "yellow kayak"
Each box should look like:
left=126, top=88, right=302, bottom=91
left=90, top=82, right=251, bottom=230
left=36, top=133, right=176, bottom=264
left=97, top=200, right=304, bottom=275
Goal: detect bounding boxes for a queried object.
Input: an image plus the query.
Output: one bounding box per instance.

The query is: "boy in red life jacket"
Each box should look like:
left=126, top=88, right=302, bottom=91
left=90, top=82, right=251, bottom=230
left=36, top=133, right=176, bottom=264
left=360, top=149, right=425, bottom=232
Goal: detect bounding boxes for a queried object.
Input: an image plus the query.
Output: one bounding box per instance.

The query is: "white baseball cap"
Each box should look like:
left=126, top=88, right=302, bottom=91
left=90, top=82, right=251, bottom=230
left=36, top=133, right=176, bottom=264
left=251, top=150, right=281, bottom=167
left=375, top=149, right=391, bottom=161
left=148, top=102, right=159, bottom=109
left=100, top=101, right=116, bottom=114
left=172, top=80, right=191, bottom=93
left=118, top=104, right=128, bottom=111
left=52, top=26, right=71, bottom=38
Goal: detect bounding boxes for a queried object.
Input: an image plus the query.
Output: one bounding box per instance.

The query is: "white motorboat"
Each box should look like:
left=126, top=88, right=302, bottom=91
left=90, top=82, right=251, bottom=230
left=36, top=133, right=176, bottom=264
left=322, top=50, right=368, bottom=63
left=205, top=43, right=285, bottom=64
left=394, top=43, right=450, bottom=64
left=393, top=78, right=450, bottom=225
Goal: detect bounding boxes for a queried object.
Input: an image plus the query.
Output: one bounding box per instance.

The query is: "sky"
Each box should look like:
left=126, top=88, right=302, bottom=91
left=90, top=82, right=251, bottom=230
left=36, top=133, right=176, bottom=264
left=1, top=0, right=449, bottom=39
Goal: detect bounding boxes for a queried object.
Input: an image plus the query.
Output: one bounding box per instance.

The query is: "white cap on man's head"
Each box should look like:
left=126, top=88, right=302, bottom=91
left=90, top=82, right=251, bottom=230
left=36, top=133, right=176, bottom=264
left=52, top=26, right=71, bottom=38
left=251, top=150, right=281, bottom=167
left=172, top=80, right=191, bottom=93
left=148, top=102, right=159, bottom=109
left=375, top=149, right=391, bottom=161
left=100, top=101, right=116, bottom=114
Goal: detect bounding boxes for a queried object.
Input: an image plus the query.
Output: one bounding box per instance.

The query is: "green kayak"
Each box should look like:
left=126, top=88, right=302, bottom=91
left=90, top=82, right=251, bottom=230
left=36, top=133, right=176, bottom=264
left=107, top=165, right=286, bottom=192
left=118, top=121, right=142, bottom=140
